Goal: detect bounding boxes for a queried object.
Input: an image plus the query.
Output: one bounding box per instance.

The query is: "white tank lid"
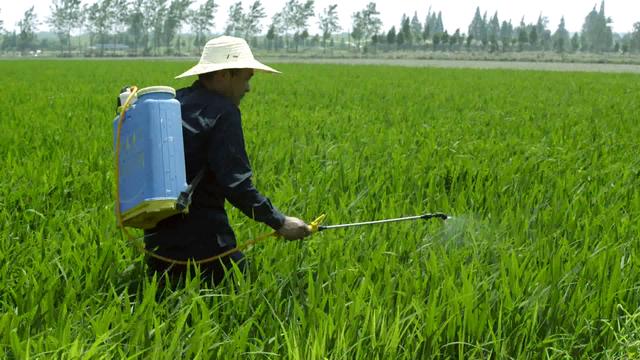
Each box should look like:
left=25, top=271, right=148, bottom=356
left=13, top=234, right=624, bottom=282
left=137, top=86, right=176, bottom=98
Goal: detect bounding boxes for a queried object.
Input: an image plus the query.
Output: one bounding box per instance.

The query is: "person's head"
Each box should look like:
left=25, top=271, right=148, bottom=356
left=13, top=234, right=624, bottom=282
left=198, top=68, right=254, bottom=106
left=175, top=36, right=279, bottom=105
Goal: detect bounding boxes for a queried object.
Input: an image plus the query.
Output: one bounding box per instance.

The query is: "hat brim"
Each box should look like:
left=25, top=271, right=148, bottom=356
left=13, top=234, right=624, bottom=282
left=175, top=59, right=280, bottom=78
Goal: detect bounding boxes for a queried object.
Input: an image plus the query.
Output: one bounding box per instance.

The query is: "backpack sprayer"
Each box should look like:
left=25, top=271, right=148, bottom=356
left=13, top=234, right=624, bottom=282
left=114, top=85, right=190, bottom=229
left=113, top=86, right=450, bottom=266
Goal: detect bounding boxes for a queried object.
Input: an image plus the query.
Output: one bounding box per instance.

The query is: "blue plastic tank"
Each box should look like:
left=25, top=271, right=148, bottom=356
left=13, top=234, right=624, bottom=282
left=113, top=86, right=187, bottom=229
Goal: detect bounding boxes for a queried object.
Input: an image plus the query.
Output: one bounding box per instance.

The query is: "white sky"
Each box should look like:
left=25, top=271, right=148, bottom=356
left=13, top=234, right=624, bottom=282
left=1, top=0, right=637, bottom=34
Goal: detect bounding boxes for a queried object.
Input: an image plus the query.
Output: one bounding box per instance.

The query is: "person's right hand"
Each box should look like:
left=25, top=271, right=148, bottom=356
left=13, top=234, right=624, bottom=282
left=277, top=216, right=312, bottom=240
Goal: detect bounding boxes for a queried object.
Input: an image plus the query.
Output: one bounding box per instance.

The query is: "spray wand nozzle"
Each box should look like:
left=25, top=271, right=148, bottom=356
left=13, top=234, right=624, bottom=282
left=420, top=212, right=450, bottom=221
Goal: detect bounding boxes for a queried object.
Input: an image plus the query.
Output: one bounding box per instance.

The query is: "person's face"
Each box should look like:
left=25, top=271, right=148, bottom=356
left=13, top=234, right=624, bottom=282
left=225, top=68, right=254, bottom=106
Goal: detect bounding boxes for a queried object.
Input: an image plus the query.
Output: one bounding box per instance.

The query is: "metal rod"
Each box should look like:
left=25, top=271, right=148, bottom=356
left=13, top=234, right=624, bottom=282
left=318, top=213, right=448, bottom=231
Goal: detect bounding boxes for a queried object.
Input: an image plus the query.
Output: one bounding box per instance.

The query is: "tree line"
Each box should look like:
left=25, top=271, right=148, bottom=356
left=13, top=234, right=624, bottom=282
left=1, top=0, right=640, bottom=57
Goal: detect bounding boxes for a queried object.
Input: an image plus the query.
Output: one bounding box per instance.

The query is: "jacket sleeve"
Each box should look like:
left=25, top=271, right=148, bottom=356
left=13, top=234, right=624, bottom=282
left=205, top=106, right=286, bottom=230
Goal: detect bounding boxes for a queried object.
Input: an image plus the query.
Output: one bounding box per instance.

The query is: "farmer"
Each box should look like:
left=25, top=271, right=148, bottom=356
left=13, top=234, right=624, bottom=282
left=144, top=36, right=311, bottom=284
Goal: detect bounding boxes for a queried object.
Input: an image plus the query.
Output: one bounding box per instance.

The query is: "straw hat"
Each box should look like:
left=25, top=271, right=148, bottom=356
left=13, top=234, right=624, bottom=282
left=175, top=36, right=280, bottom=78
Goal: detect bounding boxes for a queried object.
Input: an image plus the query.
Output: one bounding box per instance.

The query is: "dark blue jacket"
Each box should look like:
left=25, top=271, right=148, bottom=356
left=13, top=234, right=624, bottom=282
left=144, top=80, right=285, bottom=261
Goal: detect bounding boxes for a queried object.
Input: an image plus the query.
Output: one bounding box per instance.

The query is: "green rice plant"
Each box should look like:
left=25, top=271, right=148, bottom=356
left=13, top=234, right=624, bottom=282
left=1, top=60, right=639, bottom=359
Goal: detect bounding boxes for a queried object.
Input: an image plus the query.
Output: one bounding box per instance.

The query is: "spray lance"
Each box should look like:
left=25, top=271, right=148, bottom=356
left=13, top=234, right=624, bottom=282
left=310, top=212, right=451, bottom=232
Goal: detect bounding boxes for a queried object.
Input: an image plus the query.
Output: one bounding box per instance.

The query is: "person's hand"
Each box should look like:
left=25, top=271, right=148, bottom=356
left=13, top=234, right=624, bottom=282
left=277, top=216, right=312, bottom=240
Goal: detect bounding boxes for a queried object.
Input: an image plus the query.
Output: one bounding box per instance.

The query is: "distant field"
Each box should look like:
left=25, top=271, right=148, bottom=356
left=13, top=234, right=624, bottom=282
left=264, top=57, right=640, bottom=73
left=6, top=50, right=640, bottom=71
left=1, top=60, right=640, bottom=358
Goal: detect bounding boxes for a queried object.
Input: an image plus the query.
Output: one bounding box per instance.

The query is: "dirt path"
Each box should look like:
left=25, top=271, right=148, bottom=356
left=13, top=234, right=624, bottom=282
left=263, top=57, right=640, bottom=74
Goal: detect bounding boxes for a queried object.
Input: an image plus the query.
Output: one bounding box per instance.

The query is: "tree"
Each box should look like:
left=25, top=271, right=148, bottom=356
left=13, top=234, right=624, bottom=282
left=144, top=0, right=168, bottom=55
left=450, top=29, right=460, bottom=51
left=535, top=14, right=551, bottom=50
left=48, top=0, right=82, bottom=56
left=370, top=33, right=380, bottom=50
left=488, top=12, right=500, bottom=52
left=18, top=6, right=38, bottom=55
left=581, top=6, right=599, bottom=52
left=82, top=3, right=93, bottom=47
left=300, top=29, right=309, bottom=47
left=435, top=12, right=444, bottom=34
left=441, top=30, right=449, bottom=51
left=191, top=0, right=218, bottom=49
left=597, top=1, right=613, bottom=51
left=621, top=40, right=629, bottom=54
left=581, top=1, right=613, bottom=52
left=468, top=7, right=486, bottom=49
left=425, top=10, right=443, bottom=47
left=459, top=32, right=466, bottom=48
left=423, top=9, right=436, bottom=43
left=2, top=31, right=17, bottom=53
left=311, top=33, right=320, bottom=47
left=74, top=6, right=88, bottom=53
left=571, top=33, right=580, bottom=52
left=292, top=0, right=316, bottom=37
left=267, top=11, right=286, bottom=50
left=351, top=3, right=382, bottom=51
left=386, top=26, right=396, bottom=46
left=272, top=6, right=290, bottom=48
left=351, top=12, right=364, bottom=49
left=0, top=10, right=5, bottom=52
left=396, top=31, right=404, bottom=47
left=224, top=2, right=243, bottom=37
left=500, top=20, right=513, bottom=51
left=163, top=0, right=192, bottom=54
left=516, top=17, right=528, bottom=51
left=318, top=4, right=340, bottom=52
left=465, top=34, right=473, bottom=50
left=243, top=0, right=267, bottom=40
left=108, top=0, right=129, bottom=54
left=631, top=22, right=640, bottom=52
left=529, top=26, right=538, bottom=49
left=0, top=9, right=4, bottom=52
left=432, top=32, right=440, bottom=50
left=399, top=14, right=411, bottom=47
left=552, top=16, right=570, bottom=53
left=410, top=11, right=422, bottom=44
left=127, top=0, right=147, bottom=55
left=480, top=12, right=489, bottom=48
left=281, top=0, right=315, bottom=51
left=86, top=0, right=111, bottom=56
left=265, top=24, right=276, bottom=50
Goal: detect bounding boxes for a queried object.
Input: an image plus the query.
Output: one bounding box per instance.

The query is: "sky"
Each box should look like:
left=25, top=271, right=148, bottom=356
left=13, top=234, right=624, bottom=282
left=1, top=0, right=637, bottom=35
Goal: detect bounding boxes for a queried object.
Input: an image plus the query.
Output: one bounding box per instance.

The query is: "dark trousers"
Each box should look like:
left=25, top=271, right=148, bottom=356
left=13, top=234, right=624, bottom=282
left=144, top=213, right=246, bottom=286
left=146, top=250, right=246, bottom=286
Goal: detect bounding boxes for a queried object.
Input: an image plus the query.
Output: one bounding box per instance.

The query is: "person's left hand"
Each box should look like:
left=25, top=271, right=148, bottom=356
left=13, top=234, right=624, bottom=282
left=277, top=216, right=312, bottom=240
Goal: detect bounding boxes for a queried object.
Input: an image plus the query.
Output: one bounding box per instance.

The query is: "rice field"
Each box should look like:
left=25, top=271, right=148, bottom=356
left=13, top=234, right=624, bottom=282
left=1, top=59, right=640, bottom=359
